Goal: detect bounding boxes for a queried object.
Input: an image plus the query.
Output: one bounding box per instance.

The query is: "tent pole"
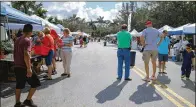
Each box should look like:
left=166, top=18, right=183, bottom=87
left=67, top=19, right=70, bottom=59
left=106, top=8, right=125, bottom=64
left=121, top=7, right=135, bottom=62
left=6, top=16, right=10, bottom=40
left=194, top=35, right=196, bottom=48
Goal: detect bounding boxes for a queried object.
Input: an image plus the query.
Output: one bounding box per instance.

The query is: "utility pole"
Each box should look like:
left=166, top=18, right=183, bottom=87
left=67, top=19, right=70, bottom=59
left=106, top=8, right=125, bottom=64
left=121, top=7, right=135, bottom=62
left=128, top=2, right=135, bottom=32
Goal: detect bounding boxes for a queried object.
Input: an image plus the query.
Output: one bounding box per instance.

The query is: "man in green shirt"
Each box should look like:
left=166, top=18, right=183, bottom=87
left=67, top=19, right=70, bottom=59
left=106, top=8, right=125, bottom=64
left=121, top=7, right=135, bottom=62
left=116, top=24, right=132, bottom=81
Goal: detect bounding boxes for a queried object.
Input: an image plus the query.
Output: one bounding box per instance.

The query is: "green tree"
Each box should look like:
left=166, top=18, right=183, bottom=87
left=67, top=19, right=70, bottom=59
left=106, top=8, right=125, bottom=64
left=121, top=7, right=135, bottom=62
left=34, top=6, right=47, bottom=19
left=11, top=1, right=48, bottom=19
left=11, top=1, right=36, bottom=15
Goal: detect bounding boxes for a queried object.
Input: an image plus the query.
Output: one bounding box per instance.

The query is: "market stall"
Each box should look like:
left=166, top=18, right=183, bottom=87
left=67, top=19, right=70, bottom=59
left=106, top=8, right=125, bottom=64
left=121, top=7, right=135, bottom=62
left=0, top=3, right=42, bottom=82
left=130, top=29, right=140, bottom=50
left=168, top=23, right=191, bottom=35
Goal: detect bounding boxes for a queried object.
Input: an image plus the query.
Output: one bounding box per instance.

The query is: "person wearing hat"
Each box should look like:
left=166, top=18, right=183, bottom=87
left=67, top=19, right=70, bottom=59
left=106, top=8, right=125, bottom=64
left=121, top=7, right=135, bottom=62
left=116, top=24, right=132, bottom=81
left=140, top=21, right=164, bottom=82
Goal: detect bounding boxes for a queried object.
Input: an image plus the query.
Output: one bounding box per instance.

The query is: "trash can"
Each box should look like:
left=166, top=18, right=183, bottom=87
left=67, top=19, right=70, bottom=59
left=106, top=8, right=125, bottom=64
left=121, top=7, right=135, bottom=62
left=104, top=41, right=107, bottom=46
left=130, top=51, right=136, bottom=66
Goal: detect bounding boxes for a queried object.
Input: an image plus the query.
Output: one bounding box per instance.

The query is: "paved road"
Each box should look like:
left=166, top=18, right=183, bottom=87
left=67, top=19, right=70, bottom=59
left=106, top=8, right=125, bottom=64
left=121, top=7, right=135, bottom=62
left=1, top=42, right=195, bottom=107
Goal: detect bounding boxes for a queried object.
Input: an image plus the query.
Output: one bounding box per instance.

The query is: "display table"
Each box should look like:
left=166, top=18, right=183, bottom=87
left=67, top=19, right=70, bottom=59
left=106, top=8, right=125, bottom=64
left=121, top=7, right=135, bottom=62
left=0, top=55, right=42, bottom=82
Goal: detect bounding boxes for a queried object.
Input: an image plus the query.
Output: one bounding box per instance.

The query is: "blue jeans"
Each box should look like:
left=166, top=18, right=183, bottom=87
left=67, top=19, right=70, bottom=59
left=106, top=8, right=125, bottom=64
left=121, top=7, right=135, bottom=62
left=117, top=49, right=131, bottom=79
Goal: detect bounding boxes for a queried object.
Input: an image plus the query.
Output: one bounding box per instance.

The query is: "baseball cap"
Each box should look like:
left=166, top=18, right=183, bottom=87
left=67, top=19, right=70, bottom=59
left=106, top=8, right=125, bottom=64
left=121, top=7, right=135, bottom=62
left=145, top=21, right=152, bottom=25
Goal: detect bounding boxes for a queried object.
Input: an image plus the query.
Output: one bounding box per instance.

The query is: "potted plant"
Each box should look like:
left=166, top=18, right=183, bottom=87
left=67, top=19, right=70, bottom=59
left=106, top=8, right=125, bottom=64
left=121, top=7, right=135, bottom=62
left=0, top=40, right=14, bottom=59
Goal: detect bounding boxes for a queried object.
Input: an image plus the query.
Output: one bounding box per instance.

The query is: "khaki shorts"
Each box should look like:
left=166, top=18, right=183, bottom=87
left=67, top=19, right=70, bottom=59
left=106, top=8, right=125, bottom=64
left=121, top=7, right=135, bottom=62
left=142, top=50, right=158, bottom=64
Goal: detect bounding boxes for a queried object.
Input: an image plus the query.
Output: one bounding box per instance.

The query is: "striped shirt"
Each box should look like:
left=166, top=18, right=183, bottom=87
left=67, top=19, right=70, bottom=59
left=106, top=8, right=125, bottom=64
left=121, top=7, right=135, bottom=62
left=62, top=35, right=73, bottom=52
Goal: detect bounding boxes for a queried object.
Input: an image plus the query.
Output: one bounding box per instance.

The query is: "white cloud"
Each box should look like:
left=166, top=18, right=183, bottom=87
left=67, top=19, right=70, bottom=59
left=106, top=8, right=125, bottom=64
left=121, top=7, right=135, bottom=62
left=43, top=2, right=122, bottom=22
left=3, top=2, right=11, bottom=6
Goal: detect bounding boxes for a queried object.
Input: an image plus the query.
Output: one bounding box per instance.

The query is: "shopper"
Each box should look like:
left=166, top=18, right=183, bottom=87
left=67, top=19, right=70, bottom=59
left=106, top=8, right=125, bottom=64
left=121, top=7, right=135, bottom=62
left=61, top=28, right=74, bottom=77
left=42, top=27, right=55, bottom=80
left=116, top=24, right=132, bottom=81
left=14, top=24, right=40, bottom=107
left=140, top=21, right=164, bottom=82
left=157, top=30, right=170, bottom=74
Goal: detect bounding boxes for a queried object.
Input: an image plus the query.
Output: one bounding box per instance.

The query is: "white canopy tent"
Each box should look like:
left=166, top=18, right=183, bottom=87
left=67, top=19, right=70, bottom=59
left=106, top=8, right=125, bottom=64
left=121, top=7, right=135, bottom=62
left=158, top=25, right=173, bottom=33
left=168, top=23, right=191, bottom=35
left=31, top=15, right=61, bottom=34
left=130, top=29, right=140, bottom=37
left=83, top=32, right=90, bottom=37
left=183, top=23, right=196, bottom=34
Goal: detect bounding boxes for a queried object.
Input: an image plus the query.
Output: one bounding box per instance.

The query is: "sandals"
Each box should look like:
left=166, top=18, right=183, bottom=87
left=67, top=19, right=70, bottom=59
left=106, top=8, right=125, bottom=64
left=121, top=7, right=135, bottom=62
left=150, top=76, right=156, bottom=81
left=61, top=73, right=68, bottom=76
left=46, top=77, right=52, bottom=80
left=61, top=73, right=71, bottom=77
left=142, top=77, right=150, bottom=82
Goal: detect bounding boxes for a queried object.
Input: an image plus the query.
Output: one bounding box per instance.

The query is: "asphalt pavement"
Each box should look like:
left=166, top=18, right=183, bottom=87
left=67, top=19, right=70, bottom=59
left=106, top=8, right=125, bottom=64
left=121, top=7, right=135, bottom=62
left=1, top=42, right=195, bottom=107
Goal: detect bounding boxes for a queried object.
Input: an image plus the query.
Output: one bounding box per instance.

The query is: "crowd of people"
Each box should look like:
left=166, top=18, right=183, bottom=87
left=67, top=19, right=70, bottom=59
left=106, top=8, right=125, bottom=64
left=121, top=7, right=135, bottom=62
left=116, top=21, right=195, bottom=82
left=11, top=21, right=195, bottom=107
left=13, top=24, right=74, bottom=107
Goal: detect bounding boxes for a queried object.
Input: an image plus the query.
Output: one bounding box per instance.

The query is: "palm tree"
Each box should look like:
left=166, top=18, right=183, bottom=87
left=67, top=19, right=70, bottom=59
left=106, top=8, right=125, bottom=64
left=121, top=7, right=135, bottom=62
left=11, top=1, right=36, bottom=15
left=48, top=16, right=54, bottom=23
left=34, top=8, right=47, bottom=19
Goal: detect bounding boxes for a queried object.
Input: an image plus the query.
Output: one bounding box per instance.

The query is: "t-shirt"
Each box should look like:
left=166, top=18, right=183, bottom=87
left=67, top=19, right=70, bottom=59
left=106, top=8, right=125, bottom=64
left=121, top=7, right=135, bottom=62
left=42, top=35, right=54, bottom=50
left=157, top=36, right=170, bottom=54
left=141, top=27, right=162, bottom=51
left=182, top=50, right=195, bottom=65
left=14, top=36, right=31, bottom=68
left=117, top=30, right=132, bottom=48
left=50, top=29, right=59, bottom=50
left=62, top=35, right=73, bottom=52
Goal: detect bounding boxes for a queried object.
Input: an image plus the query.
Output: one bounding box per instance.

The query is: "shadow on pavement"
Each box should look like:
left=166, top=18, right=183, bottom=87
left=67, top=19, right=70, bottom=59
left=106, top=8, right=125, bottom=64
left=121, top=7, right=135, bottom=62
left=0, top=76, right=66, bottom=98
left=95, top=80, right=128, bottom=104
left=104, top=44, right=117, bottom=48
left=174, top=61, right=183, bottom=66
left=37, top=76, right=67, bottom=90
left=181, top=79, right=195, bottom=92
left=129, top=82, right=163, bottom=104
left=157, top=74, right=171, bottom=85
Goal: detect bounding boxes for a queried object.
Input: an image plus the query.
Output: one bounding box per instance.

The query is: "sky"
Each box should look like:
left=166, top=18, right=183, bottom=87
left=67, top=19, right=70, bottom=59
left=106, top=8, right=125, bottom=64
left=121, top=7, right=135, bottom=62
left=4, top=2, right=145, bottom=22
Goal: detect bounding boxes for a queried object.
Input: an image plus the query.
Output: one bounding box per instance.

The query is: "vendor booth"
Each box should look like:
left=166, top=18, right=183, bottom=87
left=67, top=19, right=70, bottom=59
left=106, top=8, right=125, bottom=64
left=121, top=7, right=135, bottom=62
left=130, top=29, right=140, bottom=50
left=168, top=23, right=191, bottom=35
left=183, top=23, right=196, bottom=34
left=0, top=3, right=42, bottom=82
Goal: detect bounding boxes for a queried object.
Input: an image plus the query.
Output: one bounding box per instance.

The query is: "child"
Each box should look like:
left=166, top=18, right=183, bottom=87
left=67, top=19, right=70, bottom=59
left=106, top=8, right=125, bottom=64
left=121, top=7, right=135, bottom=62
left=181, top=44, right=195, bottom=80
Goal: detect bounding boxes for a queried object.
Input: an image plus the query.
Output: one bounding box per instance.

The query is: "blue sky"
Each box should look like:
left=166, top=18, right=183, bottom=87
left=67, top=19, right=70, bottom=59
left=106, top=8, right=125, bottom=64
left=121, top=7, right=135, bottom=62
left=4, top=1, right=145, bottom=21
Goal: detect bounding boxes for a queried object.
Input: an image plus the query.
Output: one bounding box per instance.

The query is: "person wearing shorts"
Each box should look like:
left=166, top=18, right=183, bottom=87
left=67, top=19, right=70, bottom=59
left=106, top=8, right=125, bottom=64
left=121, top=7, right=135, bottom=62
left=157, top=30, right=170, bottom=74
left=140, top=21, right=164, bottom=82
left=42, top=27, right=55, bottom=80
left=50, top=28, right=59, bottom=75
left=14, top=24, right=40, bottom=107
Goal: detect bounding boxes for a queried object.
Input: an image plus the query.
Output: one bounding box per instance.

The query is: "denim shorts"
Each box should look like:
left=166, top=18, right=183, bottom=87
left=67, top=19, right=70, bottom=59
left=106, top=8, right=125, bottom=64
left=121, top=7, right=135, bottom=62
left=45, top=50, right=54, bottom=66
left=158, top=53, right=168, bottom=62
